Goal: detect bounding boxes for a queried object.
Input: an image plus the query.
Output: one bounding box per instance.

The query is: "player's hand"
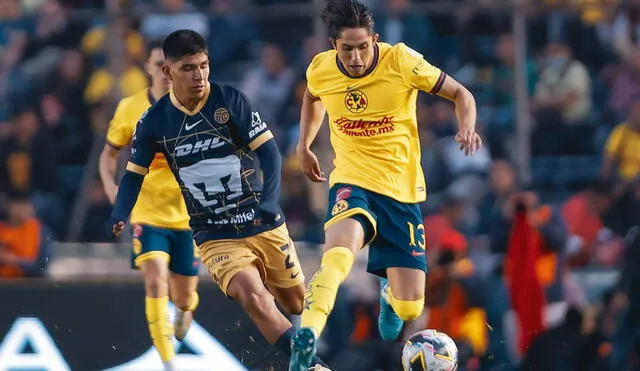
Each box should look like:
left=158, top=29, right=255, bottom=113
left=253, top=208, right=282, bottom=227
left=105, top=183, right=119, bottom=205
left=297, top=146, right=327, bottom=182
left=455, top=129, right=482, bottom=156
left=107, top=219, right=126, bottom=238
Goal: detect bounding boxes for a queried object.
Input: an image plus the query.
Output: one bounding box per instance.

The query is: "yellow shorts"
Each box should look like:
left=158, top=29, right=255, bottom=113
left=199, top=223, right=305, bottom=294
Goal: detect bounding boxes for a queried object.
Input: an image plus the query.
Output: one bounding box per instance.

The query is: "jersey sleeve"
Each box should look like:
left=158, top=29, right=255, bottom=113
left=395, top=43, right=446, bottom=94
left=106, top=99, right=135, bottom=148
left=305, top=54, right=322, bottom=98
left=222, top=85, right=274, bottom=151
left=126, top=110, right=156, bottom=175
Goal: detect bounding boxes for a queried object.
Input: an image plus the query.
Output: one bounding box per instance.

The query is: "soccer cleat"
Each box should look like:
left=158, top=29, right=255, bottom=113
left=289, top=327, right=317, bottom=371
left=378, top=277, right=403, bottom=342
left=163, top=361, right=176, bottom=371
left=173, top=307, right=193, bottom=341
left=308, top=364, right=332, bottom=371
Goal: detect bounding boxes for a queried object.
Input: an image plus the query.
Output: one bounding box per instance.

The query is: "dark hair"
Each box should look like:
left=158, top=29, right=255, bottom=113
left=146, top=39, right=164, bottom=59
left=321, top=0, right=374, bottom=40
left=162, top=30, right=208, bottom=61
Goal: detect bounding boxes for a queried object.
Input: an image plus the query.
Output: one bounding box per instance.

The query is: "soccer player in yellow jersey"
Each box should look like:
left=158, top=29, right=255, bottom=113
left=99, top=41, right=200, bottom=371
left=289, top=1, right=482, bottom=369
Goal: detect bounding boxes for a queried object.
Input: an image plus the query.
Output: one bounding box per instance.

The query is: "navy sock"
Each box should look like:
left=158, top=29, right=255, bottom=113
left=275, top=326, right=329, bottom=367
left=275, top=326, right=295, bottom=356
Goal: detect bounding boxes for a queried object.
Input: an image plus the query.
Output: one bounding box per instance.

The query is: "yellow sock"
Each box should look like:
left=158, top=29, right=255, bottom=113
left=187, top=291, right=199, bottom=311
left=145, top=296, right=175, bottom=362
left=301, top=247, right=354, bottom=336
left=388, top=291, right=424, bottom=322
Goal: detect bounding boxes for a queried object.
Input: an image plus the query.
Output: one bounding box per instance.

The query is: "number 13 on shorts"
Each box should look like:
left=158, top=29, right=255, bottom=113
left=407, top=222, right=425, bottom=250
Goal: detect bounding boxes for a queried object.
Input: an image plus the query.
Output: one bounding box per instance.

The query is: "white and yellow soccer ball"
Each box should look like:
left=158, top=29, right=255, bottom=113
left=402, top=329, right=459, bottom=371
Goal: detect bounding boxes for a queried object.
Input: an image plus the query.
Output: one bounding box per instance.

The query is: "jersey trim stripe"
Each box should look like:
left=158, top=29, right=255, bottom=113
left=126, top=161, right=149, bottom=175
left=324, top=207, right=378, bottom=246
left=134, top=251, right=170, bottom=266
left=429, top=71, right=446, bottom=94
left=248, top=130, right=274, bottom=151
left=169, top=82, right=211, bottom=116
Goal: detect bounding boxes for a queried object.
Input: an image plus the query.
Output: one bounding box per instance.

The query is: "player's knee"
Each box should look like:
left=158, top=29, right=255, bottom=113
left=391, top=297, right=424, bottom=322
left=144, top=277, right=168, bottom=297
left=172, top=291, right=192, bottom=311
left=238, top=288, right=275, bottom=316
left=281, top=297, right=304, bottom=315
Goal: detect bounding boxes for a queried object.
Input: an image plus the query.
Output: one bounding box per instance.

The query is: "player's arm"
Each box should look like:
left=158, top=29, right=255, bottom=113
left=99, top=144, right=121, bottom=204
left=297, top=88, right=327, bottom=182
left=107, top=115, right=155, bottom=237
left=398, top=43, right=480, bottom=155
left=222, top=85, right=282, bottom=225
left=435, top=77, right=481, bottom=156
left=100, top=101, right=133, bottom=204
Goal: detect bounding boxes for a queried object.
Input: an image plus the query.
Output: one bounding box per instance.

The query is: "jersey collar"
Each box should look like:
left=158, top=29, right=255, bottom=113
left=169, top=82, right=211, bottom=116
left=336, top=43, right=379, bottom=79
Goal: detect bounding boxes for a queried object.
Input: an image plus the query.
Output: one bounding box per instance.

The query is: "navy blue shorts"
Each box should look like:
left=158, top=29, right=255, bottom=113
left=131, top=224, right=201, bottom=277
left=324, top=183, right=427, bottom=277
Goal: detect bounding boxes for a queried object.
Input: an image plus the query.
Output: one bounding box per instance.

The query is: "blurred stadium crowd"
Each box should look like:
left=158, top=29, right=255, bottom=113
left=2, top=0, right=640, bottom=370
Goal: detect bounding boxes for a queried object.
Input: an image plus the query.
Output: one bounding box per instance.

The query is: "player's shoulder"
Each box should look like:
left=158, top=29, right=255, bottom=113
left=388, top=42, right=423, bottom=59
left=215, top=82, right=244, bottom=103
left=214, top=82, right=253, bottom=114
left=117, top=89, right=150, bottom=111
left=307, top=49, right=337, bottom=75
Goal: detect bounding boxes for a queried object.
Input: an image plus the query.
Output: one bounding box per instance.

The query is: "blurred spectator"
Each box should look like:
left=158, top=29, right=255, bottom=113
left=531, top=41, right=593, bottom=155
left=44, top=49, right=91, bottom=123
left=240, top=43, right=295, bottom=126
left=491, top=191, right=568, bottom=359
left=424, top=195, right=466, bottom=252
left=18, top=0, right=86, bottom=83
left=602, top=96, right=640, bottom=182
left=481, top=33, right=537, bottom=157
left=374, top=0, right=433, bottom=53
left=477, top=160, right=518, bottom=236
left=84, top=48, right=148, bottom=106
left=0, top=107, right=62, bottom=236
left=519, top=307, right=588, bottom=371
left=81, top=15, right=146, bottom=68
left=0, top=197, right=47, bottom=277
left=140, top=0, right=209, bottom=40
left=81, top=179, right=112, bottom=242
left=562, top=181, right=622, bottom=267
left=207, top=0, right=256, bottom=69
left=608, top=60, right=640, bottom=122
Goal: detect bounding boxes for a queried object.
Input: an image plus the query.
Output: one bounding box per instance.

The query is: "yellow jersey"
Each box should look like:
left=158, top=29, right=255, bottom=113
left=106, top=89, right=190, bottom=229
left=306, top=42, right=445, bottom=203
left=605, top=123, right=640, bottom=180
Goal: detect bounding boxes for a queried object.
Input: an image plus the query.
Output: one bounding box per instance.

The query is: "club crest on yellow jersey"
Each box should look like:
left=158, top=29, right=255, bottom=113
left=344, top=89, right=368, bottom=113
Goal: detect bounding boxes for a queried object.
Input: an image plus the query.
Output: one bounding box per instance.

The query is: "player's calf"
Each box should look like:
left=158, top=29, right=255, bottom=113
left=270, top=284, right=305, bottom=315
left=140, top=259, right=175, bottom=368
left=169, top=274, right=199, bottom=341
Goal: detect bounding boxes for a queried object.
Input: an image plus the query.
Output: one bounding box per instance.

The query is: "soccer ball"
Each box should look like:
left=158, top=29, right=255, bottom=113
left=402, top=329, right=458, bottom=371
